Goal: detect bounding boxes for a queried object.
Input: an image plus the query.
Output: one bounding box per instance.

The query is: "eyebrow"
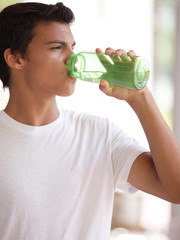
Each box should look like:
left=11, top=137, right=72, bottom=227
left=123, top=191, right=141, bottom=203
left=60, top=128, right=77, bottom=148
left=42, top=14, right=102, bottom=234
left=45, top=40, right=76, bottom=47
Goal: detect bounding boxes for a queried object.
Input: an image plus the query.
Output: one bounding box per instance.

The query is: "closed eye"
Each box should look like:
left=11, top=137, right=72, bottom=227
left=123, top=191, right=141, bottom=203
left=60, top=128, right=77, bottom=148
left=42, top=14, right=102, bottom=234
left=50, top=46, right=62, bottom=50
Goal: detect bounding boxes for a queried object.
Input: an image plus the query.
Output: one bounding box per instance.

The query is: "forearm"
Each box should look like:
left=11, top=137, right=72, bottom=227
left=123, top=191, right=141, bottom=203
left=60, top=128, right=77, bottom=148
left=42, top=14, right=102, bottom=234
left=97, top=46, right=180, bottom=201
left=128, top=87, right=180, bottom=197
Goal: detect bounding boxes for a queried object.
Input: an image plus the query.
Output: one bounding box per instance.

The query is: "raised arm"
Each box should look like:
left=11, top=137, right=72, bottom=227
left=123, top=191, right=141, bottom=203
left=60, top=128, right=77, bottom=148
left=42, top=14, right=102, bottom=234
left=97, top=47, right=180, bottom=203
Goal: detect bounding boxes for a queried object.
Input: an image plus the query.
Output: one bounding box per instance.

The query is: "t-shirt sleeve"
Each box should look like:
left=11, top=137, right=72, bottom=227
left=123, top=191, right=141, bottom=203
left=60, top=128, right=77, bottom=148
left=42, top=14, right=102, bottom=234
left=110, top=122, right=149, bottom=194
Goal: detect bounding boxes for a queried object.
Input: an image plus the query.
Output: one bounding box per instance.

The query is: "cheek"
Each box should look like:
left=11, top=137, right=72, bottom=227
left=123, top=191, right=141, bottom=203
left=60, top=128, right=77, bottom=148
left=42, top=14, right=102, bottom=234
left=23, top=54, right=68, bottom=86
left=43, top=58, right=66, bottom=72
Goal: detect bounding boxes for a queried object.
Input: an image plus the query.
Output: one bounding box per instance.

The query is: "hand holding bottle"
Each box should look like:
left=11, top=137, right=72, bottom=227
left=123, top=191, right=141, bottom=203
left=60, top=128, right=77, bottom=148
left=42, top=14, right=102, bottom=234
left=67, top=47, right=149, bottom=92
left=96, top=47, right=149, bottom=102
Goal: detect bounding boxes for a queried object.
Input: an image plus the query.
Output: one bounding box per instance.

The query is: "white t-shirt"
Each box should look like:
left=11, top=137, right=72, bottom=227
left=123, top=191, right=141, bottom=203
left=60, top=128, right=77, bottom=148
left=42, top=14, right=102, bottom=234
left=0, top=109, right=147, bottom=240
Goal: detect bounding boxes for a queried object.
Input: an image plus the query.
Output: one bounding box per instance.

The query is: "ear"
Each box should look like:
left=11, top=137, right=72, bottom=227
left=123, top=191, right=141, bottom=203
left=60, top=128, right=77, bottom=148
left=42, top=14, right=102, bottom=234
left=4, top=48, right=24, bottom=70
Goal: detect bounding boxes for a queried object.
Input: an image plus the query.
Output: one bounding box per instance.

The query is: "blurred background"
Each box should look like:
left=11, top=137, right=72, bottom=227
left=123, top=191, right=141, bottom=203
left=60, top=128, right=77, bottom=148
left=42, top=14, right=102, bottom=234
left=0, top=0, right=180, bottom=239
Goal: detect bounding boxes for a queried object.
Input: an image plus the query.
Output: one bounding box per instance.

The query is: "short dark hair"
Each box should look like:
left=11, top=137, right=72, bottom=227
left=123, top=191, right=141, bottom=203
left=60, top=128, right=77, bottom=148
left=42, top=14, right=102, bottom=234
left=0, top=2, right=75, bottom=88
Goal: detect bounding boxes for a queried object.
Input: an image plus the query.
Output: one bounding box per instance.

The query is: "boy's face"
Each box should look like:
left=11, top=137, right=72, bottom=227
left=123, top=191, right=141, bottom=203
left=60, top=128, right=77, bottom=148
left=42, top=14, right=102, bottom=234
left=21, top=22, right=76, bottom=97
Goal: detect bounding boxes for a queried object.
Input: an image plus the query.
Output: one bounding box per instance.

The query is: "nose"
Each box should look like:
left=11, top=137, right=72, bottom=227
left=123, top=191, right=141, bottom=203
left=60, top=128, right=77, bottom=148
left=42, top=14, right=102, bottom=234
left=65, top=48, right=74, bottom=65
left=69, top=47, right=74, bottom=55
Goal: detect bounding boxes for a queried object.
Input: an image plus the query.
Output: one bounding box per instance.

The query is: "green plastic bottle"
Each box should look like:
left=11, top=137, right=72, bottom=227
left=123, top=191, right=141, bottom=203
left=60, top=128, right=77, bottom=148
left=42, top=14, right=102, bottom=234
left=67, top=52, right=150, bottom=90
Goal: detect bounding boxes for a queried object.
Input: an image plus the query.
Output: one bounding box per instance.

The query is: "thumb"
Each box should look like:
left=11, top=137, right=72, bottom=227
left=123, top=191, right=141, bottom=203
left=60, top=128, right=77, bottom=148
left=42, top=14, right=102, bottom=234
left=99, top=79, right=113, bottom=96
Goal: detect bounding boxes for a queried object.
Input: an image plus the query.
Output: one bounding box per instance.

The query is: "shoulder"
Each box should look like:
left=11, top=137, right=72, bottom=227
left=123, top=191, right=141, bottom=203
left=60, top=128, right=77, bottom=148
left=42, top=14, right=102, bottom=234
left=59, top=109, right=128, bottom=142
left=60, top=109, right=110, bottom=127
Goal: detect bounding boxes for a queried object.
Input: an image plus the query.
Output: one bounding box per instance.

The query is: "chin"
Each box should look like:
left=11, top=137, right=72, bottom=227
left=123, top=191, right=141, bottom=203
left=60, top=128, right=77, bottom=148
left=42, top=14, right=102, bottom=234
left=57, top=86, right=76, bottom=97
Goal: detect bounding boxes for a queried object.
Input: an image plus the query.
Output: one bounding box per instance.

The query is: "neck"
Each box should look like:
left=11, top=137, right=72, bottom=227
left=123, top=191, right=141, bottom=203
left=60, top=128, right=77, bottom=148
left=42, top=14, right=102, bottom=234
left=4, top=92, right=60, bottom=126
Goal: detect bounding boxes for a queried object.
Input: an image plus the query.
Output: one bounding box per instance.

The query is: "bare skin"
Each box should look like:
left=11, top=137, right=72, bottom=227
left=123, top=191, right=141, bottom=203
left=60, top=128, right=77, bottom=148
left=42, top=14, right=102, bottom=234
left=97, top=47, right=180, bottom=203
left=4, top=22, right=180, bottom=203
left=4, top=22, right=76, bottom=126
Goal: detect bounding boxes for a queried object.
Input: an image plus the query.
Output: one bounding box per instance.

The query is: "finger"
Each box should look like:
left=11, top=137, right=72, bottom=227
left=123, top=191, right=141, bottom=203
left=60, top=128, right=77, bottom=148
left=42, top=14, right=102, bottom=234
left=127, top=50, right=137, bottom=62
left=108, top=48, right=125, bottom=64
left=114, top=49, right=127, bottom=56
left=105, top=47, right=115, bottom=55
left=97, top=54, right=113, bottom=70
left=114, top=49, right=131, bottom=62
left=109, top=54, right=122, bottom=64
left=127, top=50, right=136, bottom=56
left=96, top=48, right=103, bottom=53
left=96, top=49, right=114, bottom=70
left=120, top=55, right=131, bottom=62
left=99, top=79, right=113, bottom=96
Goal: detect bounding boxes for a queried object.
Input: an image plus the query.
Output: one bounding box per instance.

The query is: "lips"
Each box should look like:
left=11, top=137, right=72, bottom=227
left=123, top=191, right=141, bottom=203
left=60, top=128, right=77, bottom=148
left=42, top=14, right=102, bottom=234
left=68, top=74, right=76, bottom=82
